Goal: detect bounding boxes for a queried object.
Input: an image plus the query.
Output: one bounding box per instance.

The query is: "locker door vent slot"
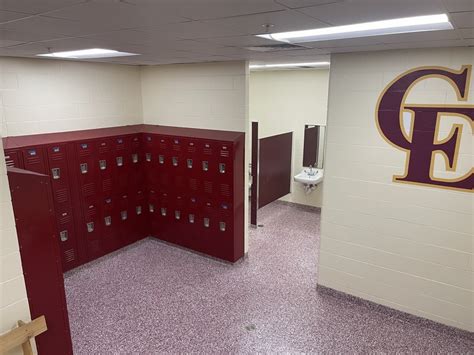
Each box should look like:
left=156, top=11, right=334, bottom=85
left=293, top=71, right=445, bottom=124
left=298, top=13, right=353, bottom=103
left=64, top=248, right=76, bottom=263
left=204, top=181, right=213, bottom=194
left=102, top=178, right=112, bottom=193
left=82, top=183, right=95, bottom=197
left=55, top=188, right=69, bottom=203
left=220, top=184, right=231, bottom=197
left=58, top=211, right=72, bottom=224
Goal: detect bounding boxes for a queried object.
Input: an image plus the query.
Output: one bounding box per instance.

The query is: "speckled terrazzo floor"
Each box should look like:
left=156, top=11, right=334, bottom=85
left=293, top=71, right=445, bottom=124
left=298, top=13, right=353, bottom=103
left=64, top=201, right=473, bottom=354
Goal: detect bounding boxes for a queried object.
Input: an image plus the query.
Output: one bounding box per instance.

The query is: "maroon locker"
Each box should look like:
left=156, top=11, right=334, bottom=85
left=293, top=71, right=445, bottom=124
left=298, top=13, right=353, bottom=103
left=82, top=196, right=102, bottom=260
left=4, top=149, right=23, bottom=169
left=147, top=189, right=159, bottom=236
left=75, top=141, right=97, bottom=200
left=112, top=136, right=129, bottom=197
left=116, top=193, right=132, bottom=246
left=8, top=167, right=73, bottom=355
left=101, top=196, right=119, bottom=253
left=96, top=139, right=113, bottom=197
left=130, top=189, right=148, bottom=242
left=22, top=146, right=48, bottom=174
left=142, top=134, right=157, bottom=190
left=129, top=134, right=143, bottom=191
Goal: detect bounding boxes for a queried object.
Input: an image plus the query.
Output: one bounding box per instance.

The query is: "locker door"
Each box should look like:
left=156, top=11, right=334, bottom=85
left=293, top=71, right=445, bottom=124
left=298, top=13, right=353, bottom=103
left=214, top=200, right=234, bottom=261
left=183, top=139, right=200, bottom=196
left=147, top=189, right=159, bottom=236
left=4, top=149, right=23, bottom=169
left=82, top=196, right=102, bottom=260
left=170, top=137, right=186, bottom=193
left=216, top=142, right=234, bottom=202
left=131, top=189, right=148, bottom=242
left=157, top=136, right=171, bottom=190
left=157, top=192, right=172, bottom=242
left=47, top=144, right=73, bottom=208
left=171, top=194, right=186, bottom=246
left=56, top=208, right=80, bottom=271
left=143, top=134, right=158, bottom=190
left=182, top=195, right=199, bottom=249
left=101, top=196, right=119, bottom=253
left=129, top=134, right=143, bottom=193
left=22, top=146, right=48, bottom=174
left=76, top=141, right=97, bottom=200
left=198, top=141, right=218, bottom=200
left=112, top=136, right=129, bottom=196
left=117, top=194, right=132, bottom=246
left=197, top=199, right=215, bottom=255
left=96, top=139, right=113, bottom=196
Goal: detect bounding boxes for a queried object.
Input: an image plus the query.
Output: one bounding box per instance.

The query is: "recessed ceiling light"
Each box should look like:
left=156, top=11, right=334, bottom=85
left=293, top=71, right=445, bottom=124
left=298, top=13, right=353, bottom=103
left=37, top=48, right=139, bottom=59
left=256, top=14, right=452, bottom=43
left=249, top=62, right=330, bottom=70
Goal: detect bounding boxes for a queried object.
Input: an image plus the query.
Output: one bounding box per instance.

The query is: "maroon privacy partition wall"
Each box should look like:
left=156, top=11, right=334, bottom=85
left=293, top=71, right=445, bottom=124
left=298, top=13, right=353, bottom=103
left=258, top=132, right=292, bottom=208
left=3, top=124, right=245, bottom=271
left=8, top=168, right=73, bottom=355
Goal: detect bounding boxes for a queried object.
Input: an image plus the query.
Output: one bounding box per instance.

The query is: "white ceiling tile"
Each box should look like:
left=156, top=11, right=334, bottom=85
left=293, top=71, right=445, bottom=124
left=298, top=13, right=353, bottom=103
left=126, top=0, right=285, bottom=20
left=83, top=30, right=179, bottom=47
left=459, top=27, right=474, bottom=38
left=303, top=36, right=385, bottom=49
left=46, top=0, right=189, bottom=30
left=274, top=0, right=344, bottom=9
left=297, top=0, right=446, bottom=25
left=449, top=11, right=474, bottom=28
left=326, top=44, right=393, bottom=53
left=203, top=10, right=328, bottom=36
left=379, top=30, right=461, bottom=44
left=0, top=16, right=117, bottom=37
left=0, top=0, right=87, bottom=14
left=197, top=35, right=279, bottom=47
left=443, top=0, right=474, bottom=12
left=0, top=10, right=32, bottom=24
left=138, top=22, right=243, bottom=40
left=0, top=28, right=66, bottom=42
left=0, top=39, right=24, bottom=47
left=386, top=39, right=468, bottom=50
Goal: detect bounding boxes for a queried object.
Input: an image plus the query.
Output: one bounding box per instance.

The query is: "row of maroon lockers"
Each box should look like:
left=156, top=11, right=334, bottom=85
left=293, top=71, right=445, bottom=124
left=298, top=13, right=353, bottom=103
left=3, top=124, right=245, bottom=268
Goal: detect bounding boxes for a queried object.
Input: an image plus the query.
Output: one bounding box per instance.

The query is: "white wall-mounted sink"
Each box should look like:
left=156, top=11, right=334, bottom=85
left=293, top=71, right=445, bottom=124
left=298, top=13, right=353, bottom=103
left=294, top=168, right=324, bottom=186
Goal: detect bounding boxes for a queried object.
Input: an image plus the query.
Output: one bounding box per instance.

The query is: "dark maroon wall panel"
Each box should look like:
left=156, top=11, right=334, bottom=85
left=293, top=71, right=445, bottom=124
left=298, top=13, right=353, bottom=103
left=3, top=124, right=245, bottom=266
left=303, top=125, right=319, bottom=167
left=250, top=122, right=258, bottom=226
left=8, top=167, right=73, bottom=355
left=258, top=132, right=292, bottom=209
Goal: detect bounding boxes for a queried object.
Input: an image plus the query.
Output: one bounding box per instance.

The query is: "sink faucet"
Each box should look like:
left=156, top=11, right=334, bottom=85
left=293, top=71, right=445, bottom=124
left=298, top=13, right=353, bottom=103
left=307, top=165, right=315, bottom=176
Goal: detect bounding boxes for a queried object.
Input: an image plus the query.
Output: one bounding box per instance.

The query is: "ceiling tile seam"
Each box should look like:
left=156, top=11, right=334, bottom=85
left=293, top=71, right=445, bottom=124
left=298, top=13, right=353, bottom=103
left=291, top=8, right=334, bottom=26
left=188, top=9, right=286, bottom=22
left=273, top=0, right=341, bottom=11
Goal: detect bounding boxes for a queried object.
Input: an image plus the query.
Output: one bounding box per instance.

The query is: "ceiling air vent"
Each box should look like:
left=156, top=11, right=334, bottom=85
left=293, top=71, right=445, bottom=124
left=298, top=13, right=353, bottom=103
left=245, top=43, right=308, bottom=52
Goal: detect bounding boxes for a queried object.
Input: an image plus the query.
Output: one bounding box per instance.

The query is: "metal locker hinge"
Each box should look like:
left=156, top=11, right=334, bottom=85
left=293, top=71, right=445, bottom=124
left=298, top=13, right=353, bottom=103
left=116, top=156, right=123, bottom=167
left=60, top=230, right=68, bottom=242
left=86, top=222, right=94, bottom=232
left=80, top=163, right=88, bottom=174
left=104, top=216, right=112, bottom=226
left=51, top=168, right=60, bottom=180
left=121, top=210, right=128, bottom=221
left=203, top=217, right=210, bottom=228
left=99, top=159, right=107, bottom=170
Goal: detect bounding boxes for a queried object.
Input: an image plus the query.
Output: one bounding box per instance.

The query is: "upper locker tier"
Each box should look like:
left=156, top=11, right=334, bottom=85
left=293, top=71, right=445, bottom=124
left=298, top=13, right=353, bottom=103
left=2, top=124, right=245, bottom=264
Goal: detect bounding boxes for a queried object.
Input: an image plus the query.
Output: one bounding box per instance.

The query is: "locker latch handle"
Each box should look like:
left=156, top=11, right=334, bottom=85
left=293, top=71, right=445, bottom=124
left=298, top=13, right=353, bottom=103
left=60, top=230, right=68, bottom=242
left=99, top=160, right=107, bottom=170
left=175, top=210, right=181, bottom=220
left=146, top=153, right=152, bottom=162
left=121, top=211, right=128, bottom=221
left=104, top=216, right=112, bottom=226
left=86, top=222, right=94, bottom=232
left=80, top=163, right=88, bottom=174
left=132, top=154, right=138, bottom=163
left=203, top=217, right=210, bottom=228
left=116, top=157, right=123, bottom=167
left=219, top=163, right=226, bottom=174
left=161, top=208, right=167, bottom=216
left=188, top=214, right=195, bottom=223
left=136, top=206, right=142, bottom=215
left=149, top=204, right=155, bottom=213
left=187, top=159, right=193, bottom=168
left=219, top=222, right=226, bottom=232
left=202, top=161, right=209, bottom=172
left=172, top=157, right=178, bottom=166
left=159, top=155, right=164, bottom=164
left=51, top=168, right=60, bottom=179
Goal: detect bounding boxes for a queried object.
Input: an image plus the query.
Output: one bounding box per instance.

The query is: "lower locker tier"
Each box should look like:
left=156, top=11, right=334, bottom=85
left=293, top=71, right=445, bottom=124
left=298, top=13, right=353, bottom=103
left=3, top=124, right=245, bottom=269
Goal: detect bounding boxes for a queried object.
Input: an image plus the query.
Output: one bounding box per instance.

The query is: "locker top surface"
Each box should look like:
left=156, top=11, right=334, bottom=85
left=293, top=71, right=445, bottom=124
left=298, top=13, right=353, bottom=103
left=2, top=124, right=245, bottom=149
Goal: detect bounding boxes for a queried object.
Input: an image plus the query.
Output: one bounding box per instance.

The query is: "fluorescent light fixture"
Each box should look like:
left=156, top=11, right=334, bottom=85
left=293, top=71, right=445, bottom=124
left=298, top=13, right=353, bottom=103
left=37, top=48, right=138, bottom=59
left=250, top=62, right=330, bottom=70
left=257, top=14, right=452, bottom=43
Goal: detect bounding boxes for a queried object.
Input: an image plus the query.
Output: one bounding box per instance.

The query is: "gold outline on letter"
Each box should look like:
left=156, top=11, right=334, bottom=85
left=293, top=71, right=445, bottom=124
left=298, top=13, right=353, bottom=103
left=375, top=65, right=473, bottom=193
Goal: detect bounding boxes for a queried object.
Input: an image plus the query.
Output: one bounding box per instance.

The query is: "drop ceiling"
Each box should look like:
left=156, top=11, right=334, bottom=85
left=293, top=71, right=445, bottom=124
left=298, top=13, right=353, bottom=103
left=0, top=0, right=472, bottom=66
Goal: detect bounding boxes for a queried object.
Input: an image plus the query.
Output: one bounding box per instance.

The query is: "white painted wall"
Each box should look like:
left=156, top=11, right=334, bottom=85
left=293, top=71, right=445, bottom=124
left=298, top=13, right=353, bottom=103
left=249, top=69, right=329, bottom=207
left=141, top=61, right=250, bottom=252
left=0, top=57, right=142, bottom=136
left=319, top=47, right=473, bottom=331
